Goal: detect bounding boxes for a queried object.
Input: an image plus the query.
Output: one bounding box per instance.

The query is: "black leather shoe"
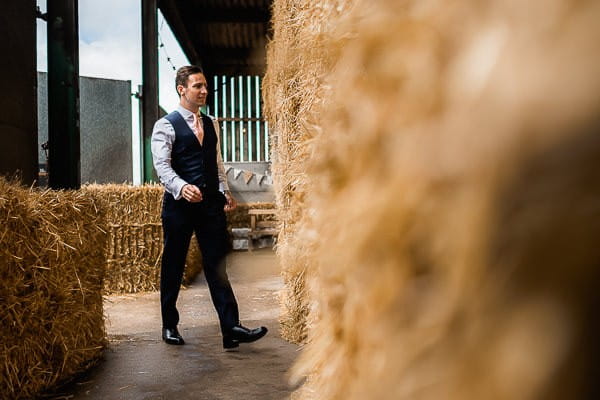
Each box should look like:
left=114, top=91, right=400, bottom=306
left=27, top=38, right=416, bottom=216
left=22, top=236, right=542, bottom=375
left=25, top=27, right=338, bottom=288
left=162, top=327, right=185, bottom=345
left=223, top=325, right=268, bottom=349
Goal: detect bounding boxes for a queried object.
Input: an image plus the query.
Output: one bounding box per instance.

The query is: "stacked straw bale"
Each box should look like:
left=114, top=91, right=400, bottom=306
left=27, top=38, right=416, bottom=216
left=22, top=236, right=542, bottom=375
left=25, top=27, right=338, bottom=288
left=0, top=181, right=255, bottom=398
left=264, top=0, right=357, bottom=343
left=83, top=184, right=202, bottom=294
left=266, top=0, right=600, bottom=398
left=0, top=178, right=107, bottom=399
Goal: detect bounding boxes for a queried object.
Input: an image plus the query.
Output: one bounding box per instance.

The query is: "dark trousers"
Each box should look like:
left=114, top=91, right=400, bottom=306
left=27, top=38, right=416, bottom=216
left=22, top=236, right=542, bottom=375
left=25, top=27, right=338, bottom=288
left=160, top=191, right=239, bottom=334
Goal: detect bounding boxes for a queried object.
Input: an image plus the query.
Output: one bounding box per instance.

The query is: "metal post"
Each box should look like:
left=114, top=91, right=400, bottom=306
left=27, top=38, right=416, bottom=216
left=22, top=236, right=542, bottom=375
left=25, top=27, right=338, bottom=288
left=247, top=76, right=253, bottom=161
left=137, top=84, right=145, bottom=182
left=230, top=76, right=236, bottom=162
left=47, top=0, right=80, bottom=189
left=213, top=76, right=219, bottom=119
left=0, top=1, right=38, bottom=185
left=221, top=76, right=228, bottom=162
left=254, top=76, right=261, bottom=161
left=141, top=0, right=159, bottom=183
left=213, top=75, right=220, bottom=152
left=238, top=75, right=244, bottom=162
left=263, top=76, right=269, bottom=161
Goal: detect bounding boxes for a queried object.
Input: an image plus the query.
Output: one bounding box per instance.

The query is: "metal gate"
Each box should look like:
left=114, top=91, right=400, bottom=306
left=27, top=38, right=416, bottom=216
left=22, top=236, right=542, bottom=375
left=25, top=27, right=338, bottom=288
left=207, top=75, right=269, bottom=162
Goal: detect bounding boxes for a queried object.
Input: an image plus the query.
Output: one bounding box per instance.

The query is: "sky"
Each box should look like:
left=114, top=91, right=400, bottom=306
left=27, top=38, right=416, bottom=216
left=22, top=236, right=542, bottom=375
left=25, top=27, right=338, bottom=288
left=36, top=0, right=190, bottom=184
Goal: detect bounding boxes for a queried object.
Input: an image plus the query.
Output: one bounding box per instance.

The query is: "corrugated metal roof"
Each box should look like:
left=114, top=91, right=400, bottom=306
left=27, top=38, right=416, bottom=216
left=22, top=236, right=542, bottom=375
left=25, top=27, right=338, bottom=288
left=159, top=0, right=272, bottom=76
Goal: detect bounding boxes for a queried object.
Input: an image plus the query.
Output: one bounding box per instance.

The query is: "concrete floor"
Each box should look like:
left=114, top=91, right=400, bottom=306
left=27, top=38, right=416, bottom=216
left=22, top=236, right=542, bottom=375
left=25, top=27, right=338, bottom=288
left=47, top=249, right=300, bottom=400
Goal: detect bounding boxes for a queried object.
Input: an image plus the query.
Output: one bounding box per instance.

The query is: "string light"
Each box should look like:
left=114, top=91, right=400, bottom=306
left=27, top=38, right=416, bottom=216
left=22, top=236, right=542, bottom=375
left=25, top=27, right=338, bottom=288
left=158, top=18, right=177, bottom=71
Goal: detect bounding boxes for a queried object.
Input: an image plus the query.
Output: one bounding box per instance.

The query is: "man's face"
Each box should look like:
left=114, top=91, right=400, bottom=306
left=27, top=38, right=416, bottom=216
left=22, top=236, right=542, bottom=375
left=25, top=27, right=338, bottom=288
left=179, top=72, right=208, bottom=107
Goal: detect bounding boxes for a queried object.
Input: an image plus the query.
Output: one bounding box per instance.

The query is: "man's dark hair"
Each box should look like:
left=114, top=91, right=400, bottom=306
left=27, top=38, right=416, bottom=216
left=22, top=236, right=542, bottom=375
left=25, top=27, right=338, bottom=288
left=175, top=65, right=204, bottom=96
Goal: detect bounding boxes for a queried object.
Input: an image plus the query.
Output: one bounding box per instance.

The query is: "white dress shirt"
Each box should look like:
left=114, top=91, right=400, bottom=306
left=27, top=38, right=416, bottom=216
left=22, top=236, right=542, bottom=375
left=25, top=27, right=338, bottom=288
left=151, top=105, right=229, bottom=200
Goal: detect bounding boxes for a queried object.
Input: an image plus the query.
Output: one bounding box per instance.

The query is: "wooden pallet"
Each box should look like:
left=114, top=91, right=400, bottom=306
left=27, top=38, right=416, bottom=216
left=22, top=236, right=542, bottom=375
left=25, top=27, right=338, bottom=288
left=248, top=208, right=278, bottom=251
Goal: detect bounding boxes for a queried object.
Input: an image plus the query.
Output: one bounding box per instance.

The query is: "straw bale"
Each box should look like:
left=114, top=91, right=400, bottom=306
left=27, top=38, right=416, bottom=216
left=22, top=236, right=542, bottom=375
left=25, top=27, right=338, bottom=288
left=83, top=184, right=203, bottom=293
left=264, top=0, right=357, bottom=343
left=0, top=177, right=107, bottom=399
left=274, top=0, right=600, bottom=399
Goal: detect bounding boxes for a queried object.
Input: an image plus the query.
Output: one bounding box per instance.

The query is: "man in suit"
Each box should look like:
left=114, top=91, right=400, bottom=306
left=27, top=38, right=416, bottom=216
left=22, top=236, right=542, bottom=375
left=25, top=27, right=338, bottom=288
left=151, top=65, right=267, bottom=349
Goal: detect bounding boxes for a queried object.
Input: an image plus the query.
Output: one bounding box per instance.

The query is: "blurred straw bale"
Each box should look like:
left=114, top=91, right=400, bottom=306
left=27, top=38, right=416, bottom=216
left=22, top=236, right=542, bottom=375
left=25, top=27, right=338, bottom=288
left=264, top=0, right=357, bottom=344
left=83, top=184, right=202, bottom=293
left=267, top=0, right=600, bottom=398
left=0, top=177, right=107, bottom=399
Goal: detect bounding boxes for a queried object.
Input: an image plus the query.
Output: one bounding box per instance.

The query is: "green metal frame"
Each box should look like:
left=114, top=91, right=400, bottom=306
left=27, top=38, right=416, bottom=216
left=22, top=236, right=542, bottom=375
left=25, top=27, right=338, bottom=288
left=210, top=75, right=269, bottom=163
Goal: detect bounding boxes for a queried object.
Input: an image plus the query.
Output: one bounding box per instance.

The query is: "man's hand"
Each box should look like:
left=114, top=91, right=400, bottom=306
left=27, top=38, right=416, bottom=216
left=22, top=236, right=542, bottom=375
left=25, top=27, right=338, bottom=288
left=181, top=184, right=203, bottom=203
left=224, top=191, right=237, bottom=212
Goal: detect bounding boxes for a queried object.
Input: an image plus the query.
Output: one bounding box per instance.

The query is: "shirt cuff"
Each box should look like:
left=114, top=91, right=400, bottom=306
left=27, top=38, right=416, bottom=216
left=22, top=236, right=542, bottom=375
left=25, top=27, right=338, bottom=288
left=219, top=181, right=230, bottom=193
left=172, top=178, right=188, bottom=200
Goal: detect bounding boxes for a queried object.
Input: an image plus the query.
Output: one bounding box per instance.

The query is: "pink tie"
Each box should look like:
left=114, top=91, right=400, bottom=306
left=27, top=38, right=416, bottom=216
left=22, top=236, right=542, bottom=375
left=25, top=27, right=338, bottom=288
left=193, top=113, right=204, bottom=145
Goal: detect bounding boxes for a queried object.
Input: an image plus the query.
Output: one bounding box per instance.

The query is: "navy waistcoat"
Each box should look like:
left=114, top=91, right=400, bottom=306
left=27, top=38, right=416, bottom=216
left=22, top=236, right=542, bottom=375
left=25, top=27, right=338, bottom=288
left=165, top=111, right=220, bottom=192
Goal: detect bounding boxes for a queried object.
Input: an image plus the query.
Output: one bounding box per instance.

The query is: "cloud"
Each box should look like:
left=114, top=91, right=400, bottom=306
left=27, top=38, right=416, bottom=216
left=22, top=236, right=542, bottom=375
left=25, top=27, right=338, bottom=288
left=79, top=40, right=140, bottom=83
left=36, top=0, right=141, bottom=82
left=77, top=0, right=141, bottom=84
left=78, top=0, right=140, bottom=44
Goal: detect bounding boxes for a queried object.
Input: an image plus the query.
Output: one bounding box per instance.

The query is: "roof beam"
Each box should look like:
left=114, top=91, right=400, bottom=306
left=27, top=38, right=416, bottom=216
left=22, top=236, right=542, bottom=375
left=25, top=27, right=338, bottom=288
left=182, top=7, right=270, bottom=23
